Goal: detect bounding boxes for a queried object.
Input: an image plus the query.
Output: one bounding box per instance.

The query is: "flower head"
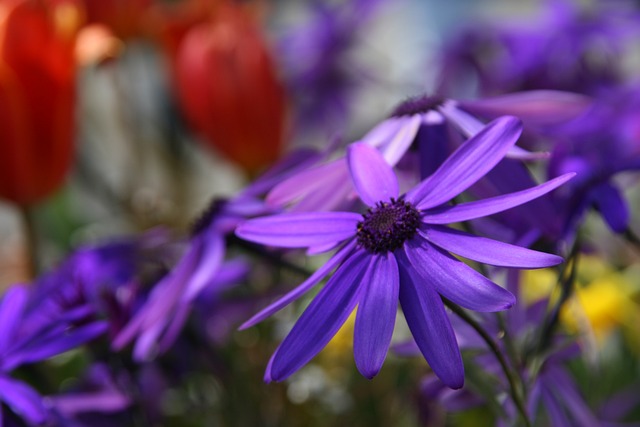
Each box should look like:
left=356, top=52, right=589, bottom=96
left=237, top=116, right=574, bottom=388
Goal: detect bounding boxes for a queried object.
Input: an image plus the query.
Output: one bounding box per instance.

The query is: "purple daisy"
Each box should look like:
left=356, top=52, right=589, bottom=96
left=236, top=116, right=574, bottom=388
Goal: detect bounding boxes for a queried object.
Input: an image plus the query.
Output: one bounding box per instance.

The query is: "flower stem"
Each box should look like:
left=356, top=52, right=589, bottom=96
left=19, top=205, right=39, bottom=279
left=444, top=299, right=532, bottom=427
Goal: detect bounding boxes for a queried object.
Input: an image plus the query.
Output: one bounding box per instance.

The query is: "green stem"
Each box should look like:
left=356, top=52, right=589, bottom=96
left=445, top=300, right=532, bottom=427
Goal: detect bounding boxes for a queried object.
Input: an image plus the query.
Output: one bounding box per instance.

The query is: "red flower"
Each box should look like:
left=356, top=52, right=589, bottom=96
left=0, top=0, right=79, bottom=205
left=174, top=3, right=287, bottom=175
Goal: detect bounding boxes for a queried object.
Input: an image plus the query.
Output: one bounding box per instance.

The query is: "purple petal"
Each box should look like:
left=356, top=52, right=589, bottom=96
left=269, top=250, right=370, bottom=381
left=0, top=376, right=48, bottom=425
left=266, top=159, right=347, bottom=207
left=421, top=173, right=575, bottom=224
left=458, top=91, right=591, bottom=127
left=377, top=115, right=422, bottom=165
left=438, top=101, right=484, bottom=137
left=347, top=143, right=398, bottom=206
left=421, top=226, right=562, bottom=268
left=506, top=146, right=550, bottom=160
left=592, top=183, right=629, bottom=233
left=0, top=286, right=28, bottom=353
left=239, top=240, right=357, bottom=329
left=541, top=386, right=572, bottom=427
left=407, top=116, right=523, bottom=210
left=396, top=251, right=464, bottom=389
left=354, top=253, right=399, bottom=379
left=183, top=232, right=225, bottom=301
left=403, top=237, right=515, bottom=312
left=235, top=212, right=360, bottom=248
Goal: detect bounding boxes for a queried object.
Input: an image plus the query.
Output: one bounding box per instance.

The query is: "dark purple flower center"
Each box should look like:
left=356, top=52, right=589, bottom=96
left=356, top=198, right=421, bottom=254
left=391, top=94, right=445, bottom=117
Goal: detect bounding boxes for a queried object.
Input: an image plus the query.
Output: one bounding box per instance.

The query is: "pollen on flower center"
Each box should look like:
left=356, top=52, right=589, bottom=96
left=391, top=94, right=445, bottom=117
left=356, top=198, right=421, bottom=254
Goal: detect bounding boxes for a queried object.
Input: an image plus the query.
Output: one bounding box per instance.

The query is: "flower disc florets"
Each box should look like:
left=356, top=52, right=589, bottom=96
left=356, top=198, right=421, bottom=254
left=391, top=94, right=444, bottom=117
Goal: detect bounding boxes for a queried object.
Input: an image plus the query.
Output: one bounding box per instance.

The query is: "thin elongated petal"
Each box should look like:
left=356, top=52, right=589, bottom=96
left=183, top=232, right=224, bottom=301
left=354, top=253, right=399, bottom=379
left=396, top=251, right=464, bottom=389
left=421, top=173, right=575, bottom=224
left=347, top=143, right=398, bottom=206
left=403, top=238, right=515, bottom=312
left=269, top=250, right=370, bottom=381
left=266, top=159, right=347, bottom=207
left=0, top=376, right=48, bottom=425
left=239, top=240, right=357, bottom=329
left=421, top=227, right=562, bottom=268
left=378, top=115, right=422, bottom=165
left=406, top=116, right=523, bottom=210
left=592, top=182, right=629, bottom=233
left=458, top=91, right=591, bottom=127
left=235, top=212, right=359, bottom=248
left=0, top=286, right=28, bottom=353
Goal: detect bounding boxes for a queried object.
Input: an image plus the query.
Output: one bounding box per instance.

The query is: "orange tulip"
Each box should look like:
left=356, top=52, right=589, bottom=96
left=173, top=3, right=287, bottom=174
left=0, top=0, right=78, bottom=205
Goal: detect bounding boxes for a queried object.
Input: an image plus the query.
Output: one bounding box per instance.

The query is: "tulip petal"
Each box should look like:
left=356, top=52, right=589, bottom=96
left=406, top=116, right=523, bottom=210
left=403, top=238, right=515, bottom=312
left=347, top=143, right=398, bottom=206
left=421, top=226, right=562, bottom=268
left=354, top=253, right=399, bottom=379
left=269, top=250, right=370, bottom=381
left=235, top=212, right=360, bottom=248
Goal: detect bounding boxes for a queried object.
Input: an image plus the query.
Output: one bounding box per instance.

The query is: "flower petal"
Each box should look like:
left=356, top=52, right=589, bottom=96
left=0, top=286, right=28, bottom=354
left=406, top=116, right=523, bottom=210
left=592, top=182, right=629, bottom=233
left=183, top=232, right=225, bottom=301
left=269, top=250, right=370, bottom=381
left=239, top=240, right=357, bottom=330
left=396, top=251, right=464, bottom=389
left=378, top=115, right=422, bottom=165
left=0, top=376, right=48, bottom=425
left=354, top=253, right=399, bottom=379
left=235, top=212, right=360, bottom=248
left=347, top=143, right=398, bottom=206
left=421, top=226, right=562, bottom=268
left=421, top=173, right=575, bottom=224
left=403, top=238, right=515, bottom=312
left=458, top=91, right=591, bottom=127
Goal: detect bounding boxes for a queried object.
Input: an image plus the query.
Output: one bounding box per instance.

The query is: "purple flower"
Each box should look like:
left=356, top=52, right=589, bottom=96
left=267, top=91, right=586, bottom=212
left=236, top=116, right=574, bottom=388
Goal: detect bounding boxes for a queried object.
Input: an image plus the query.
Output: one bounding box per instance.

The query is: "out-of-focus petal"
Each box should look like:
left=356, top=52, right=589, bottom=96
left=0, top=285, right=28, bottom=354
left=458, top=91, right=591, bottom=127
left=421, top=173, right=574, bottom=224
left=235, top=212, right=359, bottom=247
left=347, top=143, right=398, bottom=206
left=354, top=253, right=399, bottom=379
left=407, top=116, right=523, bottom=210
left=269, top=250, right=370, bottom=381
left=592, top=182, right=629, bottom=233
left=403, top=238, right=515, bottom=312
left=240, top=240, right=357, bottom=329
left=0, top=376, right=48, bottom=425
left=378, top=115, right=422, bottom=165
left=396, top=252, right=464, bottom=389
left=183, top=232, right=225, bottom=301
left=421, top=226, right=562, bottom=268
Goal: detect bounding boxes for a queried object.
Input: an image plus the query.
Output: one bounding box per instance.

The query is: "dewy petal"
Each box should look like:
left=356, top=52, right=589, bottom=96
left=403, top=238, right=515, bottom=312
left=235, top=212, right=360, bottom=248
left=347, top=143, right=398, bottom=206
left=421, top=173, right=575, bottom=224
left=458, top=91, right=592, bottom=127
left=396, top=251, right=464, bottom=389
left=0, top=376, right=48, bottom=425
left=269, top=250, right=370, bottom=381
left=354, top=253, right=399, bottom=379
left=239, top=240, right=357, bottom=329
left=421, top=227, right=562, bottom=268
left=407, top=116, right=523, bottom=210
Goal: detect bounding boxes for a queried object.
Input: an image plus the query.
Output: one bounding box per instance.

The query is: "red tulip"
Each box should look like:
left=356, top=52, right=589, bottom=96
left=174, top=3, right=287, bottom=174
left=80, top=0, right=151, bottom=40
left=0, top=0, right=78, bottom=205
